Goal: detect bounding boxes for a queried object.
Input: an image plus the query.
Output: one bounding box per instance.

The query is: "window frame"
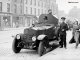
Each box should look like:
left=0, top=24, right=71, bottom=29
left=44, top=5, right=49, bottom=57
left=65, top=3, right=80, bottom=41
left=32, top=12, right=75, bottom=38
left=0, top=2, right=2, bottom=12
left=7, top=3, right=10, bottom=12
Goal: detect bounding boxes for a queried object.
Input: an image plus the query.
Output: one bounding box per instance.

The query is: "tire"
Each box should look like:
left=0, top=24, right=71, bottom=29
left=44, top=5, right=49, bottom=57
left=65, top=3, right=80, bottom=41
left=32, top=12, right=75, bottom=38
left=12, top=39, right=21, bottom=53
left=38, top=41, right=46, bottom=56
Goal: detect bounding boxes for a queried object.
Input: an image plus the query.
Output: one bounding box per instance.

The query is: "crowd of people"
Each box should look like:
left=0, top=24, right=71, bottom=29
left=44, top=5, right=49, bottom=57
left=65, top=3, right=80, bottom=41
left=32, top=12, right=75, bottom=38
left=59, top=16, right=80, bottom=49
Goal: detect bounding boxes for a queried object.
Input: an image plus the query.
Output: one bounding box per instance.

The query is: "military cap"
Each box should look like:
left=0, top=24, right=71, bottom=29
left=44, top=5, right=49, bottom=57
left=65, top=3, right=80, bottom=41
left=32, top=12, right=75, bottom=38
left=48, top=9, right=52, bottom=12
left=61, top=17, right=66, bottom=20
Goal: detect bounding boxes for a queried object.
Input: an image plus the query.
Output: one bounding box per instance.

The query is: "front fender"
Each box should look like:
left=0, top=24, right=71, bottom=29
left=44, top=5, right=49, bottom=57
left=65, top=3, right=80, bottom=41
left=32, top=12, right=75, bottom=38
left=12, top=33, right=24, bottom=40
left=37, top=34, right=47, bottom=40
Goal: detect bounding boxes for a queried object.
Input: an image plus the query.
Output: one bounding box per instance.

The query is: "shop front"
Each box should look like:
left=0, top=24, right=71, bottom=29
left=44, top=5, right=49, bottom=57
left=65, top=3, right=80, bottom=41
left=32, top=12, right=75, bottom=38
left=12, top=14, right=24, bottom=28
left=0, top=13, right=38, bottom=30
left=0, top=12, right=12, bottom=30
left=3, top=16, right=11, bottom=28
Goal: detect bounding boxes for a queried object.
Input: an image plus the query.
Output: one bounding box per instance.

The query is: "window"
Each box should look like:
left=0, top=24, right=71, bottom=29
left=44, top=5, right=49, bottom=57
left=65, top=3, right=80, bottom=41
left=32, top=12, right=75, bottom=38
left=7, top=3, right=10, bottom=12
left=26, top=7, right=28, bottom=14
left=43, top=10, right=44, bottom=14
left=30, top=0, right=32, bottom=5
left=20, top=5, right=22, bottom=14
left=20, top=0, right=22, bottom=3
left=38, top=1, right=40, bottom=6
left=30, top=7, right=32, bottom=14
left=45, top=3, right=46, bottom=7
left=0, top=16, right=1, bottom=26
left=45, top=10, right=46, bottom=14
left=40, top=1, right=41, bottom=7
left=0, top=2, right=2, bottom=12
left=42, top=9, right=43, bottom=14
left=42, top=2, right=43, bottom=7
left=34, top=8, right=36, bottom=15
left=38, top=9, right=40, bottom=16
left=14, top=0, right=17, bottom=2
left=34, top=0, right=36, bottom=6
left=43, top=3, right=45, bottom=7
left=14, top=4, right=17, bottom=13
left=26, top=0, right=28, bottom=4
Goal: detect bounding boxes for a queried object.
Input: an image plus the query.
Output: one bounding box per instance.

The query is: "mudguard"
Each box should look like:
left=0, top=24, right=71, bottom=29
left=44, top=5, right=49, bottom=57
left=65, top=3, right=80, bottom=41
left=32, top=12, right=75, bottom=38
left=37, top=34, right=47, bottom=40
left=12, top=33, right=24, bottom=40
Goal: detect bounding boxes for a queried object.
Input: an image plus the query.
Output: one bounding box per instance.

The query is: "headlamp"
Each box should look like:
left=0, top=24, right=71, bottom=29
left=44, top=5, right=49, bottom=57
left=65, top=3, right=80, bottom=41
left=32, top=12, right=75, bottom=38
left=32, top=36, right=36, bottom=41
left=16, top=34, right=20, bottom=39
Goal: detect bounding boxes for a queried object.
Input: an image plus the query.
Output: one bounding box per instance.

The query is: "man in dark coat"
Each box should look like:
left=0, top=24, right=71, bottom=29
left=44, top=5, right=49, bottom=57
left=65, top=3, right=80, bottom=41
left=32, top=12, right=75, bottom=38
left=59, top=17, right=68, bottom=49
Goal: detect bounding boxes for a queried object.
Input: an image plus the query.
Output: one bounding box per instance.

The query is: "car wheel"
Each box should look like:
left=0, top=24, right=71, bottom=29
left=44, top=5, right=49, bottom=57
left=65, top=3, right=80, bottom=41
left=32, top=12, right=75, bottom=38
left=12, top=39, right=21, bottom=53
left=38, top=41, right=46, bottom=56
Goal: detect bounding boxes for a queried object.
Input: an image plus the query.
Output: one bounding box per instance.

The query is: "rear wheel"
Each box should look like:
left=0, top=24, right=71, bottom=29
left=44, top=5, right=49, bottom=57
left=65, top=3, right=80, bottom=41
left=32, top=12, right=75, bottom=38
left=12, top=39, right=21, bottom=53
left=38, top=41, right=46, bottom=56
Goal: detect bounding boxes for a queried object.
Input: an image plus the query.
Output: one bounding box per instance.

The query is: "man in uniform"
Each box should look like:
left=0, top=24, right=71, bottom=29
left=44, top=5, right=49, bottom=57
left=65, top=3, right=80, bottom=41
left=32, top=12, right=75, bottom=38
left=48, top=9, right=52, bottom=14
left=59, top=17, right=68, bottom=49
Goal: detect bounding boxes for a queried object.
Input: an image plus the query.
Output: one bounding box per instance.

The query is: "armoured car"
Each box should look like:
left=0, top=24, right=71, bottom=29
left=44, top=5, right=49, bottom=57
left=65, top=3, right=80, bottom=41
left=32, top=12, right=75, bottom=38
left=12, top=14, right=59, bottom=56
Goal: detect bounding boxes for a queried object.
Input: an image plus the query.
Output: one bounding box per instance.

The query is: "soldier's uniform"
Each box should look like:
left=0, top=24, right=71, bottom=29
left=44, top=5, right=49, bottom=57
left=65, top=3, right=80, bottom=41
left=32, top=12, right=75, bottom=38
left=59, top=17, right=68, bottom=48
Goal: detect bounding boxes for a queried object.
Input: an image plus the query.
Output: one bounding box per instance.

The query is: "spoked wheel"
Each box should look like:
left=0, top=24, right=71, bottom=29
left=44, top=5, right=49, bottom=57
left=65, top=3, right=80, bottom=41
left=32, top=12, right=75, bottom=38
left=38, top=41, right=46, bottom=56
left=12, top=39, right=21, bottom=53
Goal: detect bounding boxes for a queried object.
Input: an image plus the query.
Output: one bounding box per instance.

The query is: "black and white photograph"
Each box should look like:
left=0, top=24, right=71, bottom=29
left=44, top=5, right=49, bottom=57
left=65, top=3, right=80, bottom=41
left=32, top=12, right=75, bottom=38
left=0, top=0, right=80, bottom=60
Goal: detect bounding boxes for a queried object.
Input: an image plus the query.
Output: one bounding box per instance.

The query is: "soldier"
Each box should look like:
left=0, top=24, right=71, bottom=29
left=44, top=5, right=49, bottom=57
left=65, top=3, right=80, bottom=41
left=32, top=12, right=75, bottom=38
left=59, top=17, right=68, bottom=49
left=72, top=21, right=80, bottom=48
left=48, top=9, right=52, bottom=14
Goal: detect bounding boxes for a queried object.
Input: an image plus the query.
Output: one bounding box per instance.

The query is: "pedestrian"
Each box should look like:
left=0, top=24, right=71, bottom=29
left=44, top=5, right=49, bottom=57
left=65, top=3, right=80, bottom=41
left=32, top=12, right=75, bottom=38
left=59, top=17, right=68, bottom=49
left=72, top=21, right=80, bottom=48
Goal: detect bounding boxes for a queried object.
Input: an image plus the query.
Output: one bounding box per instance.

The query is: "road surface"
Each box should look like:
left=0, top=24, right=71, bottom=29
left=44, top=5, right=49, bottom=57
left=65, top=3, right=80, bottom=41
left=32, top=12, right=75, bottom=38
left=0, top=28, right=40, bottom=60
left=0, top=28, right=80, bottom=60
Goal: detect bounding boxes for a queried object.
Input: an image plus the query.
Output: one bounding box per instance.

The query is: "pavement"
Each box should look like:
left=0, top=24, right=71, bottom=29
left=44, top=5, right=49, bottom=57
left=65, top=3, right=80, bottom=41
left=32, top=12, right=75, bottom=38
left=39, top=44, right=80, bottom=60
left=39, top=30, right=80, bottom=60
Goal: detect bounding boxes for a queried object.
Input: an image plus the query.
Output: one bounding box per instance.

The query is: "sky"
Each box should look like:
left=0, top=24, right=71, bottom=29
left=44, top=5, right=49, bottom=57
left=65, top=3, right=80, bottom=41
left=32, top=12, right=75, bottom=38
left=56, top=0, right=80, bottom=14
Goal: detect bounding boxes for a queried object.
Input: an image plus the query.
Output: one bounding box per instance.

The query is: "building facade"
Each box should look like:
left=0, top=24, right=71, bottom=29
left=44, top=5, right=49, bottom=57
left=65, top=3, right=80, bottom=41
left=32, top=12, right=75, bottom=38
left=11, top=0, right=24, bottom=28
left=23, top=0, right=58, bottom=27
left=24, top=0, right=48, bottom=27
left=0, top=0, right=58, bottom=30
left=0, top=0, right=11, bottom=30
left=0, top=0, right=24, bottom=30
